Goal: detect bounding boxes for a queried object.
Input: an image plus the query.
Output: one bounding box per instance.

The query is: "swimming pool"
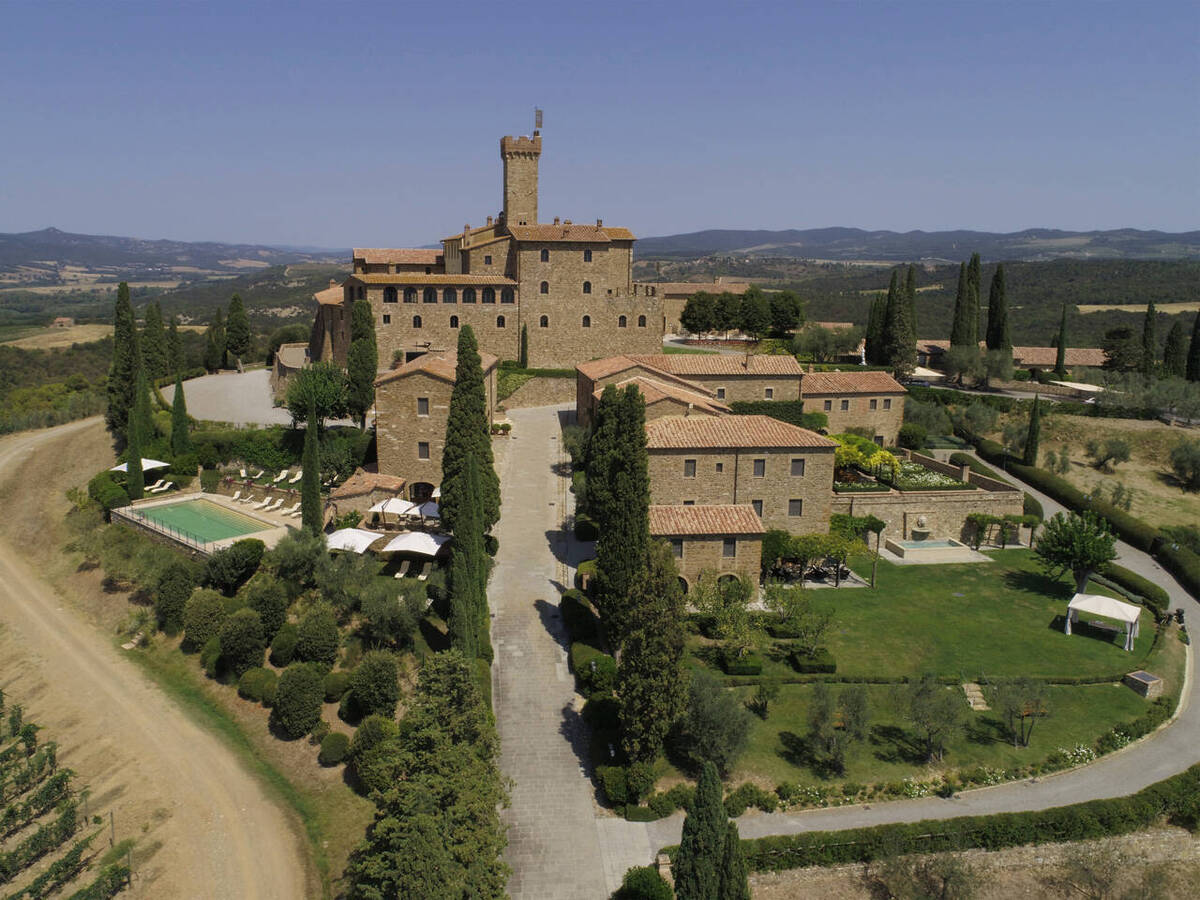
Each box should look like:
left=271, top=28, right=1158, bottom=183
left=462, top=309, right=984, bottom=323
left=133, top=497, right=271, bottom=544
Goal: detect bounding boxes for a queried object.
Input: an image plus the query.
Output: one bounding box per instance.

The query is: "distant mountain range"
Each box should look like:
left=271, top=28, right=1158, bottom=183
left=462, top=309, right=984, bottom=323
left=0, top=227, right=345, bottom=287
left=634, top=227, right=1200, bottom=262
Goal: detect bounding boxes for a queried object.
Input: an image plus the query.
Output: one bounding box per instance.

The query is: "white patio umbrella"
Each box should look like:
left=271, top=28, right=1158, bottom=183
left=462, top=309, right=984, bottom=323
left=368, top=498, right=418, bottom=516
left=381, top=531, right=450, bottom=557
left=417, top=501, right=440, bottom=519
left=431, top=486, right=441, bottom=498
left=325, top=528, right=386, bottom=554
left=110, top=458, right=170, bottom=473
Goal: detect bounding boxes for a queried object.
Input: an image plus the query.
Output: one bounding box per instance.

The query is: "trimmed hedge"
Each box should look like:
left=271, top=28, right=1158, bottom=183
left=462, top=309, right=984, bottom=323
left=571, top=642, right=616, bottom=694
left=668, top=764, right=1200, bottom=872
left=729, top=400, right=828, bottom=432
left=560, top=590, right=599, bottom=643
left=86, top=472, right=129, bottom=514
left=237, top=667, right=278, bottom=704
left=324, top=670, right=351, bottom=703
left=1096, top=563, right=1170, bottom=617
left=791, top=649, right=837, bottom=674
left=1157, top=543, right=1200, bottom=601
left=318, top=732, right=350, bottom=766
left=719, top=648, right=764, bottom=676
left=269, top=622, right=299, bottom=667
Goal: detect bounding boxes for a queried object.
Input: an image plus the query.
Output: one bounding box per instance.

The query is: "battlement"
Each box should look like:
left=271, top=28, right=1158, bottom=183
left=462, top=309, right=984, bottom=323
left=501, top=133, right=541, bottom=226
left=500, top=134, right=542, bottom=157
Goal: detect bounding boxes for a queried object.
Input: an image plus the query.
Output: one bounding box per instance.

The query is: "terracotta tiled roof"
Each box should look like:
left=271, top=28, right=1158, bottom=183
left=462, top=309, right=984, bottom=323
left=645, top=415, right=836, bottom=450
left=330, top=468, right=406, bottom=500
left=629, top=353, right=805, bottom=377
left=644, top=282, right=752, bottom=296
left=800, top=371, right=906, bottom=395
left=314, top=284, right=345, bottom=306
left=602, top=227, right=635, bottom=241
left=508, top=224, right=623, bottom=243
left=353, top=248, right=443, bottom=265
left=349, top=273, right=518, bottom=286
left=919, top=340, right=1106, bottom=368
left=374, top=350, right=499, bottom=387
left=649, top=504, right=765, bottom=536
left=576, top=356, right=718, bottom=396
left=597, top=376, right=729, bottom=415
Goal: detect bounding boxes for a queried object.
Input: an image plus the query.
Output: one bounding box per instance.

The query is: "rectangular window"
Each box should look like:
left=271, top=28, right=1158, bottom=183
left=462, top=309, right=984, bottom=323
left=382, top=314, right=391, bottom=324
left=788, top=499, right=803, bottom=517
left=584, top=249, right=593, bottom=262
left=417, top=397, right=429, bottom=416
left=752, top=459, right=765, bottom=477
left=869, top=398, right=878, bottom=410
left=883, top=398, right=892, bottom=410
left=683, top=459, right=697, bottom=478
left=823, top=399, right=832, bottom=411
left=722, top=538, right=737, bottom=558
left=716, top=387, right=726, bottom=400
left=765, top=388, right=774, bottom=400
left=715, top=462, right=724, bottom=473
left=751, top=499, right=763, bottom=517
left=671, top=538, right=684, bottom=559
left=683, top=500, right=695, bottom=506
left=417, top=442, right=430, bottom=460
left=791, top=458, right=805, bottom=476
left=484, top=255, right=492, bottom=265
left=840, top=399, right=850, bottom=411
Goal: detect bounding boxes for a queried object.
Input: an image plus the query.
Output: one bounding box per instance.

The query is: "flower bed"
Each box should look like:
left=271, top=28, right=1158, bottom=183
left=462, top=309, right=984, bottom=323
left=882, top=461, right=975, bottom=491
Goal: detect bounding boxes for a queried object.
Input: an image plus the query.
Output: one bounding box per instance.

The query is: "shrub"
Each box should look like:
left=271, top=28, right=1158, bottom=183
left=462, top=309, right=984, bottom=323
left=348, top=714, right=400, bottom=764
left=269, top=622, right=299, bottom=666
left=199, top=469, right=221, bottom=492
left=791, top=648, right=837, bottom=674
left=318, top=732, right=350, bottom=766
left=238, top=667, right=278, bottom=704
left=265, top=530, right=325, bottom=599
left=295, top=605, right=340, bottom=667
left=615, top=866, right=674, bottom=900
left=272, top=663, right=326, bottom=739
left=597, top=765, right=630, bottom=806
left=154, top=562, right=196, bottom=633
left=670, top=670, right=753, bottom=776
left=324, top=670, right=351, bottom=703
left=87, top=471, right=129, bottom=514
left=626, top=760, right=657, bottom=802
left=575, top=558, right=598, bottom=593
left=348, top=651, right=400, bottom=719
left=573, top=514, right=598, bottom=542
left=719, top=648, right=763, bottom=676
left=239, top=574, right=288, bottom=640
left=624, top=805, right=663, bottom=822
left=200, top=636, right=222, bottom=677
left=570, top=642, right=616, bottom=694
left=725, top=782, right=779, bottom=817
left=560, top=590, right=598, bottom=642
left=897, top=423, right=927, bottom=450
left=202, top=538, right=265, bottom=595
left=582, top=692, right=620, bottom=732
left=218, top=608, right=266, bottom=676
left=1023, top=492, right=1044, bottom=520
left=182, top=588, right=227, bottom=651
left=1156, top=543, right=1200, bottom=600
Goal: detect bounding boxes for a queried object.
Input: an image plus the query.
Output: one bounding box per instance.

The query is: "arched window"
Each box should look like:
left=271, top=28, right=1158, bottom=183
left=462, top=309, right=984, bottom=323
left=449, top=315, right=459, bottom=328
left=412, top=315, right=422, bottom=328
left=462, top=287, right=476, bottom=303
left=540, top=281, right=549, bottom=294
left=496, top=315, right=506, bottom=328
left=404, top=287, right=417, bottom=303
left=539, top=315, right=549, bottom=328
left=584, top=249, right=593, bottom=262
left=357, top=286, right=365, bottom=300
left=618, top=315, right=627, bottom=328
left=423, top=287, right=437, bottom=304
left=583, top=281, right=591, bottom=294
left=424, top=266, right=432, bottom=275
left=501, top=287, right=515, bottom=304
left=638, top=315, right=647, bottom=327
left=482, top=287, right=496, bottom=304
left=443, top=288, right=457, bottom=304
left=540, top=248, right=550, bottom=262
left=582, top=315, right=591, bottom=328
left=383, top=286, right=398, bottom=303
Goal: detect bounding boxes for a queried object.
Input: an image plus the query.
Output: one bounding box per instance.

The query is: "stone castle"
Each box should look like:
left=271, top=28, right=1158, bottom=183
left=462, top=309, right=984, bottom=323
left=309, top=130, right=672, bottom=370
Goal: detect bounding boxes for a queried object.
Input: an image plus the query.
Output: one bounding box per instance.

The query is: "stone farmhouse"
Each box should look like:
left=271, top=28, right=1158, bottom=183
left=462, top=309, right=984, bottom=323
left=798, top=370, right=907, bottom=446
left=308, top=129, right=748, bottom=372
left=649, top=504, right=764, bottom=591
left=373, top=351, right=498, bottom=501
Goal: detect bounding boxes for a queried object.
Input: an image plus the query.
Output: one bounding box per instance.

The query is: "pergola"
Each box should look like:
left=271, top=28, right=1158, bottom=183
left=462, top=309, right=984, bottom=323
left=1065, top=593, right=1141, bottom=651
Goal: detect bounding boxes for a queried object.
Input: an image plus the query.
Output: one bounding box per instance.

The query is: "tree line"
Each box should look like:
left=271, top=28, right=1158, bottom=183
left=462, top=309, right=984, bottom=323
left=678, top=287, right=804, bottom=339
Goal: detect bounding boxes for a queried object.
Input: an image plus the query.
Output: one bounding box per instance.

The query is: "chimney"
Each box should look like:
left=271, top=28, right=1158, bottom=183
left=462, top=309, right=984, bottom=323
left=564, top=219, right=572, bottom=225
left=329, top=278, right=336, bottom=289
left=553, top=216, right=560, bottom=225
left=486, top=215, right=493, bottom=226
left=596, top=218, right=603, bottom=227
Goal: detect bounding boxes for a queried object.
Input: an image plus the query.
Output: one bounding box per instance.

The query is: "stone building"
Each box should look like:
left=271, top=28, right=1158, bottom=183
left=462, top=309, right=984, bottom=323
left=308, top=279, right=351, bottom=366
left=648, top=279, right=752, bottom=335
left=649, top=504, right=764, bottom=592
left=589, top=376, right=730, bottom=424
left=270, top=342, right=309, bottom=399
left=799, top=370, right=907, bottom=445
left=309, top=131, right=663, bottom=370
left=373, top=350, right=498, bottom=500
left=328, top=469, right=407, bottom=518
left=645, top=415, right=837, bottom=535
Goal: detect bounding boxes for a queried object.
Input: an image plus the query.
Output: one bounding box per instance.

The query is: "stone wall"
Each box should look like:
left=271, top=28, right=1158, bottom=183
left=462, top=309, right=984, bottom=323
left=685, top=373, right=801, bottom=405
left=502, top=376, right=574, bottom=409
left=830, top=486, right=1024, bottom=542
left=648, top=447, right=835, bottom=534
left=806, top=392, right=904, bottom=444
left=665, top=535, right=762, bottom=591
left=371, top=287, right=520, bottom=367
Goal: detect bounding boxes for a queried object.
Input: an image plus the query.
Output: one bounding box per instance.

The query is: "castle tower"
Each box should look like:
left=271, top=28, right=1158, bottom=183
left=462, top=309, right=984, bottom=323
left=500, top=133, right=541, bottom=227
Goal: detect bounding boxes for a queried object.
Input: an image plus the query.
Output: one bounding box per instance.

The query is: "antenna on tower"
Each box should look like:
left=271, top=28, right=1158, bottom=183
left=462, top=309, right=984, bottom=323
left=534, top=107, right=543, bottom=133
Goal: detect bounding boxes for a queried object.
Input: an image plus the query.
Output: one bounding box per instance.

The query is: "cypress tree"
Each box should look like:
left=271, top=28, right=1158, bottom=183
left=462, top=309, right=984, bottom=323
left=966, top=253, right=982, bottom=345
left=519, top=324, right=528, bottom=368
left=171, top=372, right=190, bottom=457
left=673, top=761, right=725, bottom=900
left=718, top=821, right=751, bottom=900
left=864, top=293, right=886, bottom=365
left=1140, top=301, right=1158, bottom=376
left=1163, top=320, right=1187, bottom=379
left=166, top=316, right=184, bottom=375
left=985, top=264, right=1011, bottom=350
left=300, top=404, right=323, bottom=534
left=345, top=298, right=378, bottom=428
left=1188, top=313, right=1200, bottom=382
left=882, top=270, right=916, bottom=375
left=142, top=301, right=169, bottom=381
left=1054, top=304, right=1069, bottom=377
left=1023, top=394, right=1041, bottom=467
left=106, top=282, right=138, bottom=436
left=447, top=455, right=489, bottom=659
left=126, top=356, right=152, bottom=501
left=213, top=307, right=227, bottom=369
left=904, top=263, right=918, bottom=341
left=440, top=326, right=499, bottom=534
left=226, top=294, right=251, bottom=364
left=949, top=262, right=972, bottom=347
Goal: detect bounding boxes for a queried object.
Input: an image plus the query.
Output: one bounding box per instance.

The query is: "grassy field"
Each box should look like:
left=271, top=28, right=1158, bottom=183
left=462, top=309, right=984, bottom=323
left=1, top=323, right=114, bottom=348
left=1078, top=300, right=1200, bottom=314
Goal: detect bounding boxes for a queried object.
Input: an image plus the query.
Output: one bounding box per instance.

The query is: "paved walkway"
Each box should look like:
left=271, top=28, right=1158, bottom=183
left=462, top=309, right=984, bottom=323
left=490, top=408, right=1198, bottom=897
left=164, top=369, right=355, bottom=427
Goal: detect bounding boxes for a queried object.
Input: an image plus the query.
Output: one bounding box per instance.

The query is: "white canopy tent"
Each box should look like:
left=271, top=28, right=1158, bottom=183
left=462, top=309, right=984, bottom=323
left=368, top=498, right=418, bottom=517
left=1065, top=593, right=1141, bottom=651
left=110, top=458, right=170, bottom=473
left=325, top=528, right=386, bottom=554
left=381, top=531, right=451, bottom=557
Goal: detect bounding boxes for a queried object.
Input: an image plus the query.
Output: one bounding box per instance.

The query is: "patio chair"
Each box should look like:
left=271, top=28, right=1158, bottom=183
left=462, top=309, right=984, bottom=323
left=273, top=470, right=288, bottom=483
left=289, top=470, right=303, bottom=484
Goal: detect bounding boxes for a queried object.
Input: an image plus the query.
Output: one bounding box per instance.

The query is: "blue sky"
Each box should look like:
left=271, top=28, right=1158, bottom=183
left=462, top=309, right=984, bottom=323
left=1, top=0, right=1196, bottom=247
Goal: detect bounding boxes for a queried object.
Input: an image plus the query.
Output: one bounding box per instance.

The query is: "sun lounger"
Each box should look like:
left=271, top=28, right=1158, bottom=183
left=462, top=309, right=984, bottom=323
left=289, top=470, right=303, bottom=484
left=411, top=561, right=429, bottom=581
left=273, top=470, right=288, bottom=483
left=393, top=559, right=412, bottom=579
left=146, top=479, right=165, bottom=492
left=265, top=498, right=285, bottom=512
left=253, top=496, right=273, bottom=510
left=280, top=502, right=301, bottom=516
left=230, top=490, right=242, bottom=502
left=252, top=470, right=264, bottom=480
left=238, top=494, right=256, bottom=504
left=149, top=481, right=175, bottom=494
left=288, top=507, right=304, bottom=518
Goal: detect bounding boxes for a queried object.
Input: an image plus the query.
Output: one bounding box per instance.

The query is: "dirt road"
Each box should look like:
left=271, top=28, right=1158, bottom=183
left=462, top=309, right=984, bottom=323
left=0, top=418, right=311, bottom=899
